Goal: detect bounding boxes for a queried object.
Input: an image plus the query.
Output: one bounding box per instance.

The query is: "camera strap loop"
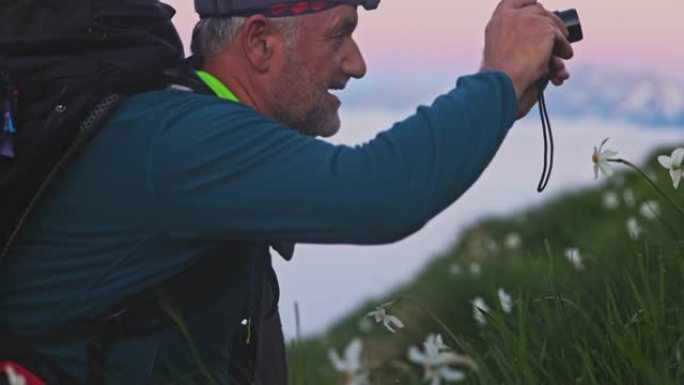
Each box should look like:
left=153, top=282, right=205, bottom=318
left=536, top=91, right=554, bottom=192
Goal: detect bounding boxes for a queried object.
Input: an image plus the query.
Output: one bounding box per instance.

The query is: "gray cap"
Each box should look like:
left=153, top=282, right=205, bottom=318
left=194, top=0, right=379, bottom=18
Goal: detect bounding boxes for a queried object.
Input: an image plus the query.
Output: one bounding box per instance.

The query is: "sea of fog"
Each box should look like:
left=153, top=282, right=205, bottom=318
left=274, top=105, right=684, bottom=341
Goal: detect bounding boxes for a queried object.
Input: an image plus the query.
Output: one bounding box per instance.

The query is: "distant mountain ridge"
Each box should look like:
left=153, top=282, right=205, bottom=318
left=547, top=68, right=684, bottom=127
left=340, top=67, right=684, bottom=129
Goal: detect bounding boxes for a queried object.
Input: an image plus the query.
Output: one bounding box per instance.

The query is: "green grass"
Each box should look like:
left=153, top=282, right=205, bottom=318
left=287, top=145, right=684, bottom=384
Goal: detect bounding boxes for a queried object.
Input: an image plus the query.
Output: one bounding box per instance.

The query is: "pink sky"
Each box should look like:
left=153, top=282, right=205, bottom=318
left=165, top=0, right=684, bottom=79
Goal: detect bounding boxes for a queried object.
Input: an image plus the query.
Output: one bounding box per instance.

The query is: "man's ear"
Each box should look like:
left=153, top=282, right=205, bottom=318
left=240, top=15, right=282, bottom=73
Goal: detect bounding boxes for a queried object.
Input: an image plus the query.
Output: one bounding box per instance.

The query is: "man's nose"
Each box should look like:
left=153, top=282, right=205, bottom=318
left=342, top=39, right=367, bottom=79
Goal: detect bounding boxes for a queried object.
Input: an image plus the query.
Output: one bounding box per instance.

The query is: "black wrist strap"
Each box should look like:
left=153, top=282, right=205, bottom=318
left=537, top=91, right=554, bottom=192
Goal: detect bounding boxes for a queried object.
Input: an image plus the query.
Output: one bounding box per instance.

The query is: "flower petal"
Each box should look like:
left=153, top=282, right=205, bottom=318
left=672, top=170, right=682, bottom=189
left=345, top=338, right=363, bottom=370
left=387, top=315, right=405, bottom=330
left=383, top=319, right=396, bottom=333
left=658, top=155, right=673, bottom=169
left=328, top=349, right=346, bottom=372
left=672, top=148, right=684, bottom=167
left=435, top=334, right=445, bottom=348
left=440, top=367, right=466, bottom=382
left=602, top=150, right=618, bottom=159
left=599, top=162, right=614, bottom=177
left=593, top=163, right=599, bottom=179
left=408, top=346, right=427, bottom=364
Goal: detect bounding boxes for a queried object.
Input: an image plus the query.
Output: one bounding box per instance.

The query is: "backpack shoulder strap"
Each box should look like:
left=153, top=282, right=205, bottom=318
left=0, top=93, right=126, bottom=262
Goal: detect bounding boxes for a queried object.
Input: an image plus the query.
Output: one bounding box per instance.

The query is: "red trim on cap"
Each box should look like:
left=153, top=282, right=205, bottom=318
left=290, top=2, right=309, bottom=14
left=268, top=3, right=290, bottom=15
left=266, top=1, right=333, bottom=17
left=311, top=1, right=327, bottom=11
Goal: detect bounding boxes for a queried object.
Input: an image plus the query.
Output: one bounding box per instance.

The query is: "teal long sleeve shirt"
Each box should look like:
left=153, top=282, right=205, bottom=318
left=0, top=71, right=517, bottom=384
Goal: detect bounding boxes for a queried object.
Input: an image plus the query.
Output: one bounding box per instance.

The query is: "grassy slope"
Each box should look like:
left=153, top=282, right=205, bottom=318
left=288, top=146, right=684, bottom=385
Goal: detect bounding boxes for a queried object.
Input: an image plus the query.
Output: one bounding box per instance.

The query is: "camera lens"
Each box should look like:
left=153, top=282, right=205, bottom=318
left=554, top=9, right=583, bottom=43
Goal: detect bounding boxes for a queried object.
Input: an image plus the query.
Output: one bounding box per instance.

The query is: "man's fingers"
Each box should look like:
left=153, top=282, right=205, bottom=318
left=522, top=5, right=570, bottom=37
left=550, top=56, right=565, bottom=71
left=550, top=68, right=570, bottom=85
left=550, top=69, right=570, bottom=86
left=551, top=27, right=574, bottom=59
left=549, top=56, right=570, bottom=86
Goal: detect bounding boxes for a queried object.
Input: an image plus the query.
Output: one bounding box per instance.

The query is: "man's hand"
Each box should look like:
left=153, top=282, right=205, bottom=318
left=480, top=0, right=574, bottom=119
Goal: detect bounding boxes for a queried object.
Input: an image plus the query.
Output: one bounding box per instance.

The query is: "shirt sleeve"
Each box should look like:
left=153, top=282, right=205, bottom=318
left=148, top=71, right=518, bottom=244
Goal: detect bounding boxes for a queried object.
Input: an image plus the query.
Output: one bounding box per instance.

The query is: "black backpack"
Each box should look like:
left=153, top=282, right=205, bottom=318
left=0, top=1, right=196, bottom=383
left=0, top=0, right=185, bottom=259
left=0, top=3, right=274, bottom=384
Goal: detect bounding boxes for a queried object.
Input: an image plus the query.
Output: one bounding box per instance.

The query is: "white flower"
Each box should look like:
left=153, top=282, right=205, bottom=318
left=639, top=201, right=660, bottom=220
left=503, top=232, right=522, bottom=250
left=564, top=248, right=585, bottom=271
left=449, top=263, right=463, bottom=276
left=468, top=262, right=481, bottom=276
left=471, top=297, right=490, bottom=325
left=367, top=304, right=404, bottom=333
left=408, top=334, right=470, bottom=385
left=497, top=288, right=513, bottom=313
left=622, top=188, right=635, bottom=207
left=592, top=138, right=618, bottom=179
left=602, top=191, right=619, bottom=209
left=426, top=333, right=451, bottom=352
left=328, top=338, right=371, bottom=385
left=658, top=148, right=684, bottom=189
left=627, top=217, right=642, bottom=240
left=4, top=365, right=26, bottom=385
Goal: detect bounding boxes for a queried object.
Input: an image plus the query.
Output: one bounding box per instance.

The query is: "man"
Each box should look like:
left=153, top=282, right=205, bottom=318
left=0, top=0, right=572, bottom=384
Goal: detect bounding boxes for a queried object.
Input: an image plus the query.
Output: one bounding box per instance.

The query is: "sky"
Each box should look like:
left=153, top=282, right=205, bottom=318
left=165, top=0, right=684, bottom=80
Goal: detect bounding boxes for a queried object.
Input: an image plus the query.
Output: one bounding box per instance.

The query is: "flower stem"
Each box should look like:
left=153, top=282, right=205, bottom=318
left=609, top=158, right=684, bottom=219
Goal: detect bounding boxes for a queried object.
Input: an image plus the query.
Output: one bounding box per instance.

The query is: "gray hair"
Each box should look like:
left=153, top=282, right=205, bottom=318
left=191, top=16, right=301, bottom=60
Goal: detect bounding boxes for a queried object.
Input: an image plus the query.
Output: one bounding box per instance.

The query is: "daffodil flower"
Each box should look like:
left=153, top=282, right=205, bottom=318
left=639, top=201, right=660, bottom=220
left=657, top=148, right=684, bottom=189
left=564, top=247, right=585, bottom=271
left=622, top=188, right=635, bottom=207
left=602, top=191, right=619, bottom=209
left=627, top=217, right=642, bottom=240
left=592, top=138, right=618, bottom=179
left=497, top=288, right=513, bottom=313
left=408, top=334, right=471, bottom=385
left=503, top=232, right=521, bottom=250
left=471, top=297, right=490, bottom=325
left=468, top=262, right=481, bottom=276
left=328, top=338, right=371, bottom=385
left=366, top=304, right=405, bottom=333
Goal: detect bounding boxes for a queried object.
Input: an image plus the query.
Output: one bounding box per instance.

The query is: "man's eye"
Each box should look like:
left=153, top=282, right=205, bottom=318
left=331, top=35, right=345, bottom=50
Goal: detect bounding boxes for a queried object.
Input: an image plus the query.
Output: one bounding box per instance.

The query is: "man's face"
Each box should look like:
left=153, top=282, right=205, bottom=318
left=268, top=5, right=367, bottom=137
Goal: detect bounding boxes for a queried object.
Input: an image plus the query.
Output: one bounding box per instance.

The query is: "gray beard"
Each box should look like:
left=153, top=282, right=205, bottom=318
left=268, top=54, right=341, bottom=137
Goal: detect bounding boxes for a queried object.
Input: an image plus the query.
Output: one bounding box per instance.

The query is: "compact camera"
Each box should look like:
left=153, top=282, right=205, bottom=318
left=554, top=9, right=583, bottom=43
